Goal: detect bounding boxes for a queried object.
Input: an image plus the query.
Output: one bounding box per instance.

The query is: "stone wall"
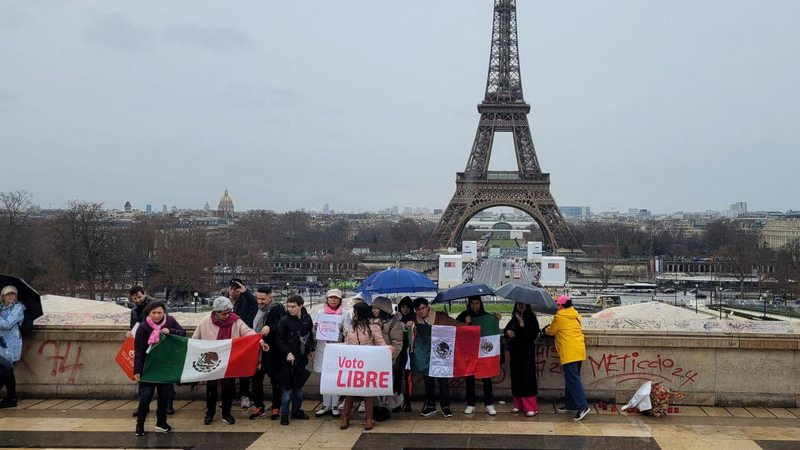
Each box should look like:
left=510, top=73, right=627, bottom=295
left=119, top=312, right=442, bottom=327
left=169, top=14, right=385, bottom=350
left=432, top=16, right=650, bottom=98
left=15, top=316, right=800, bottom=407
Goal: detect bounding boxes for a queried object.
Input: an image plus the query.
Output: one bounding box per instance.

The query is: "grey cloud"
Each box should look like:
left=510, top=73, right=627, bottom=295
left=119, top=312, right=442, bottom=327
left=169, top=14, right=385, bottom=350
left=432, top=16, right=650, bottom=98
left=0, top=90, right=15, bottom=103
left=207, top=83, right=297, bottom=108
left=83, top=14, right=154, bottom=52
left=164, top=24, right=251, bottom=52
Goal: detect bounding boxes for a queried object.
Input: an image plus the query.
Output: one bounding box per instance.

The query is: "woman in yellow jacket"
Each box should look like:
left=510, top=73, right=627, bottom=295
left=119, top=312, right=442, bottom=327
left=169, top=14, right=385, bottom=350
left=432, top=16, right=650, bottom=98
left=544, top=295, right=590, bottom=421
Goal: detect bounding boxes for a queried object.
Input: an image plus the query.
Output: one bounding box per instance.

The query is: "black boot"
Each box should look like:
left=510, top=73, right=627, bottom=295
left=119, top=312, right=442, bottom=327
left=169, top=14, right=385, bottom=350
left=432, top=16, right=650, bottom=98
left=135, top=421, right=145, bottom=437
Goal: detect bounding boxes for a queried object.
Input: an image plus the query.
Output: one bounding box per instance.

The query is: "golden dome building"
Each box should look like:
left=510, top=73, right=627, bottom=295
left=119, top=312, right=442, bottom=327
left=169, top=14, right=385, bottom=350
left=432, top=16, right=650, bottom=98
left=218, top=188, right=235, bottom=218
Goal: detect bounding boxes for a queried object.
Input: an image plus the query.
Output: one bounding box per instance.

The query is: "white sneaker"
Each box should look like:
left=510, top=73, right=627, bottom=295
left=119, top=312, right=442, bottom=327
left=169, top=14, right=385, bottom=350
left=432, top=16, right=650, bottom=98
left=331, top=407, right=340, bottom=417
left=526, top=410, right=538, bottom=417
left=357, top=402, right=365, bottom=413
left=315, top=406, right=331, bottom=417
left=240, top=396, right=251, bottom=409
left=464, top=405, right=476, bottom=414
left=510, top=407, right=520, bottom=413
left=486, top=405, right=497, bottom=416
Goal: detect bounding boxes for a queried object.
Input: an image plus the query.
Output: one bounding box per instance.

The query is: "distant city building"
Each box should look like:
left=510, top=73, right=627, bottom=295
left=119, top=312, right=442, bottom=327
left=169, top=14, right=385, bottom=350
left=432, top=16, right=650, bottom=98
left=145, top=204, right=152, bottom=214
left=403, top=206, right=413, bottom=215
left=561, top=206, right=591, bottom=219
left=171, top=205, right=178, bottom=213
left=731, top=202, right=748, bottom=214
left=433, top=209, right=444, bottom=215
left=162, top=204, right=167, bottom=213
left=762, top=219, right=800, bottom=249
left=323, top=203, right=330, bottom=214
left=727, top=202, right=748, bottom=218
left=391, top=206, right=399, bottom=215
left=204, top=202, right=211, bottom=212
left=124, top=201, right=132, bottom=213
left=218, top=188, right=234, bottom=217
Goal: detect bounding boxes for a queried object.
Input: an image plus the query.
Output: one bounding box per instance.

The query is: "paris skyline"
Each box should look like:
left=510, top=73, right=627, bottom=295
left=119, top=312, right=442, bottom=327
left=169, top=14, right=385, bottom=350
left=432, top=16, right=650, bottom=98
left=2, top=1, right=798, bottom=214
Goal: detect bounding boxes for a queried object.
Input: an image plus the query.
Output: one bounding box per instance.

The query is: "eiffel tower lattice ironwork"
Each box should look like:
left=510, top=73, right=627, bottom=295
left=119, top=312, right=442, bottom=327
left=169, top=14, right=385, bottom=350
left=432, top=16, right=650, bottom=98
left=433, top=0, right=578, bottom=251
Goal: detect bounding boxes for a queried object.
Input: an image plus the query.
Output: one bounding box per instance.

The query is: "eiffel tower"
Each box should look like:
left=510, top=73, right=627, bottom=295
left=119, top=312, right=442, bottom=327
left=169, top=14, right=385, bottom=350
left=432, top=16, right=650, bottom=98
left=433, top=0, right=578, bottom=251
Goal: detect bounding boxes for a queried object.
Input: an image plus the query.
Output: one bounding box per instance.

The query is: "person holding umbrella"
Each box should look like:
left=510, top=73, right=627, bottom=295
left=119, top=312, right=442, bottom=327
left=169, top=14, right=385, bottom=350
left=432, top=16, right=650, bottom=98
left=393, top=296, right=415, bottom=412
left=544, top=295, right=590, bottom=421
left=0, top=285, right=23, bottom=409
left=504, top=302, right=540, bottom=416
left=455, top=296, right=501, bottom=416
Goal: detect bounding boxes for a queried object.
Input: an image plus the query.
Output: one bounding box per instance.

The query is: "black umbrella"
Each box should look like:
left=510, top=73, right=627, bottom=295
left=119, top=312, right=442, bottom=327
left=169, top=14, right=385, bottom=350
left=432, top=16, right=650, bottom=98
left=0, top=274, right=43, bottom=336
left=431, top=282, right=494, bottom=304
left=495, top=283, right=557, bottom=314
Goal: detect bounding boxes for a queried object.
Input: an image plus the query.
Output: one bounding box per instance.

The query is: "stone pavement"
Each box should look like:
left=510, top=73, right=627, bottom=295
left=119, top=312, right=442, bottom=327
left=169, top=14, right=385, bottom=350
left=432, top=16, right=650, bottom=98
left=3, top=398, right=800, bottom=449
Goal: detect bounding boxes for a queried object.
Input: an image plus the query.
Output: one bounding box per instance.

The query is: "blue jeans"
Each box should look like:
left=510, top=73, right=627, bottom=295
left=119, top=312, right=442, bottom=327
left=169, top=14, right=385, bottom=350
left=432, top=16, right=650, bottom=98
left=137, top=382, right=171, bottom=425
left=562, top=361, right=587, bottom=411
left=280, top=388, right=303, bottom=417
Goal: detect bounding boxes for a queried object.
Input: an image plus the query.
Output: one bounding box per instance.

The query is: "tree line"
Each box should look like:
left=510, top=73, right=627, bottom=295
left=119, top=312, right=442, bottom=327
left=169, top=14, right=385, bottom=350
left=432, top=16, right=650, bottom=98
left=0, top=191, right=434, bottom=300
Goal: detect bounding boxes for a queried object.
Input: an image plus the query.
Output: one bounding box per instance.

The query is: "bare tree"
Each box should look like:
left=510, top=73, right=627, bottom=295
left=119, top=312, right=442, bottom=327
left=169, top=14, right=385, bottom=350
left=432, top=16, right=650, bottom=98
left=53, top=201, right=114, bottom=299
left=720, top=229, right=762, bottom=297
left=152, top=227, right=214, bottom=300
left=0, top=190, right=33, bottom=272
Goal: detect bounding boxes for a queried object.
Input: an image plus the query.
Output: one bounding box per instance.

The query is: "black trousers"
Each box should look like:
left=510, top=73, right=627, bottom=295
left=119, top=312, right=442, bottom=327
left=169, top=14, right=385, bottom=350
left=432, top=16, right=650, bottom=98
left=465, top=376, right=494, bottom=406
left=206, top=378, right=236, bottom=417
left=423, top=375, right=450, bottom=409
left=252, top=368, right=281, bottom=410
left=137, top=382, right=171, bottom=426
left=238, top=376, right=251, bottom=398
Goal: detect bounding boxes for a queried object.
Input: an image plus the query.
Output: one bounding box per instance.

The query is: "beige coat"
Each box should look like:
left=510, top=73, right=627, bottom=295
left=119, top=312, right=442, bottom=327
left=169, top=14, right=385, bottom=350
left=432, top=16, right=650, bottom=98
left=192, top=314, right=256, bottom=340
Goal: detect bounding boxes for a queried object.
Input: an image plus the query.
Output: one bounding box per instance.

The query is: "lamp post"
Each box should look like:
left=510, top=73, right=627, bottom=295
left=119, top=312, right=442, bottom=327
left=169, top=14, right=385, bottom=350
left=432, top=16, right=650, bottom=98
left=694, top=284, right=699, bottom=314
left=193, top=292, right=199, bottom=313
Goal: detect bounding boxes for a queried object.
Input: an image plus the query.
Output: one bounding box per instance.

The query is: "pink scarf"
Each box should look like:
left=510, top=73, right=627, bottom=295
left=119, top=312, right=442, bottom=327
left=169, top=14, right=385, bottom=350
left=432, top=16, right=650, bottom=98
left=145, top=316, right=166, bottom=345
left=324, top=303, right=343, bottom=315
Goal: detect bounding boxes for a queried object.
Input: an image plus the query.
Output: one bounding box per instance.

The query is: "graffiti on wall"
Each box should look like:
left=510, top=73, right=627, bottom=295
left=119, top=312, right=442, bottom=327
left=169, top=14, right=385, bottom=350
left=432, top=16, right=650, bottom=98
left=37, top=340, right=85, bottom=384
left=536, top=343, right=699, bottom=387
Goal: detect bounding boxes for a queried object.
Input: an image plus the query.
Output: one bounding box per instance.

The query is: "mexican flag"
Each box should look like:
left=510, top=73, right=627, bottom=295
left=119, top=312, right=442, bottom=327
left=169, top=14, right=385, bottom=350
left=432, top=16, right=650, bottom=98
left=472, top=315, right=501, bottom=379
left=140, top=334, right=261, bottom=383
left=409, top=324, right=480, bottom=378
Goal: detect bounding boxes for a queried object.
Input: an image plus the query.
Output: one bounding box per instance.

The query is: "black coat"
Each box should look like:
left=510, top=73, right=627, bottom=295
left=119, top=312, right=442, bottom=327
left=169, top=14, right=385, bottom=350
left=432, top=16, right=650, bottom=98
left=129, top=296, right=155, bottom=329
left=503, top=309, right=540, bottom=397
left=274, top=312, right=315, bottom=367
left=233, top=290, right=259, bottom=328
left=133, top=316, right=186, bottom=376
left=257, top=302, right=287, bottom=376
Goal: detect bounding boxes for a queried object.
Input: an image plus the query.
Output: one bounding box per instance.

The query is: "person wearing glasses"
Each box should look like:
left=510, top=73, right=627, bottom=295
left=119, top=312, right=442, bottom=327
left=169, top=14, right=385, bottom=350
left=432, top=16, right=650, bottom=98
left=192, top=296, right=262, bottom=426
left=407, top=297, right=461, bottom=418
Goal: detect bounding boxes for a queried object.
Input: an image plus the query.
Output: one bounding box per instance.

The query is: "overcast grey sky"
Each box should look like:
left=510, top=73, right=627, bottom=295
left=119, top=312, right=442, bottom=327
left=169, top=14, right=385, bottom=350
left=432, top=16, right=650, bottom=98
left=1, top=1, right=798, bottom=214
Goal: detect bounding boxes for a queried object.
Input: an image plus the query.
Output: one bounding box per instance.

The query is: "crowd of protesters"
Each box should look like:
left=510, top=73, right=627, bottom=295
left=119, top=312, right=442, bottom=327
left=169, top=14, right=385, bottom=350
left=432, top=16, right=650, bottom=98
left=0, top=277, right=590, bottom=436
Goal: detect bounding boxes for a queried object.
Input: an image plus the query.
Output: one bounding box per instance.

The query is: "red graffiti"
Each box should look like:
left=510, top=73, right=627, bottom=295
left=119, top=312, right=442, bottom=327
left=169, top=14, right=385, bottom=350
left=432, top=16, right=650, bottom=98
left=586, top=352, right=698, bottom=386
left=37, top=340, right=84, bottom=384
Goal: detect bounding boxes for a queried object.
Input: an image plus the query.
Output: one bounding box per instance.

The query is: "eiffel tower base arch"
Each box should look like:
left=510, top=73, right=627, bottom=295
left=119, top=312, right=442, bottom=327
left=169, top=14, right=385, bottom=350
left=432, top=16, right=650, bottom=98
left=433, top=174, right=578, bottom=251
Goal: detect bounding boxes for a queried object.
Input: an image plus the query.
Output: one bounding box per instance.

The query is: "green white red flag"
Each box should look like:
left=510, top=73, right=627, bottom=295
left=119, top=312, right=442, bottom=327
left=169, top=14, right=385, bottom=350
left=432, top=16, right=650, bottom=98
left=409, top=324, right=480, bottom=378
left=139, top=334, right=261, bottom=383
left=471, top=314, right=501, bottom=379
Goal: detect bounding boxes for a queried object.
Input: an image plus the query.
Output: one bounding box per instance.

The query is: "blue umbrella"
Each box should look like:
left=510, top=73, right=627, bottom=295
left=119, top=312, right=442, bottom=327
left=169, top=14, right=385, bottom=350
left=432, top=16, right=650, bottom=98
left=431, top=283, right=494, bottom=304
left=356, top=268, right=437, bottom=295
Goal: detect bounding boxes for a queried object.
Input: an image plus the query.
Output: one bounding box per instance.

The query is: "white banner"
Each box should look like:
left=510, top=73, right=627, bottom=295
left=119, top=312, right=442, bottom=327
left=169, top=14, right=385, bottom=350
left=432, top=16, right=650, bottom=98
left=320, top=344, right=393, bottom=396
left=315, top=313, right=343, bottom=342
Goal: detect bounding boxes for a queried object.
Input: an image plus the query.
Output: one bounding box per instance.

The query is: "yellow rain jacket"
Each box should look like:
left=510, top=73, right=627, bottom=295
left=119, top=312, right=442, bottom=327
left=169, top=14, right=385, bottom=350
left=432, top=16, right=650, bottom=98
left=545, top=306, right=586, bottom=365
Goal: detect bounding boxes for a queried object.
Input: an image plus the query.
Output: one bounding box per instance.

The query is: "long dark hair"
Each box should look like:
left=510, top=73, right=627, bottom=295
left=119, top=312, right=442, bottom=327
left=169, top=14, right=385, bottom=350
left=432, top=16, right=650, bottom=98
left=465, top=296, right=487, bottom=317
left=352, top=302, right=373, bottom=336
